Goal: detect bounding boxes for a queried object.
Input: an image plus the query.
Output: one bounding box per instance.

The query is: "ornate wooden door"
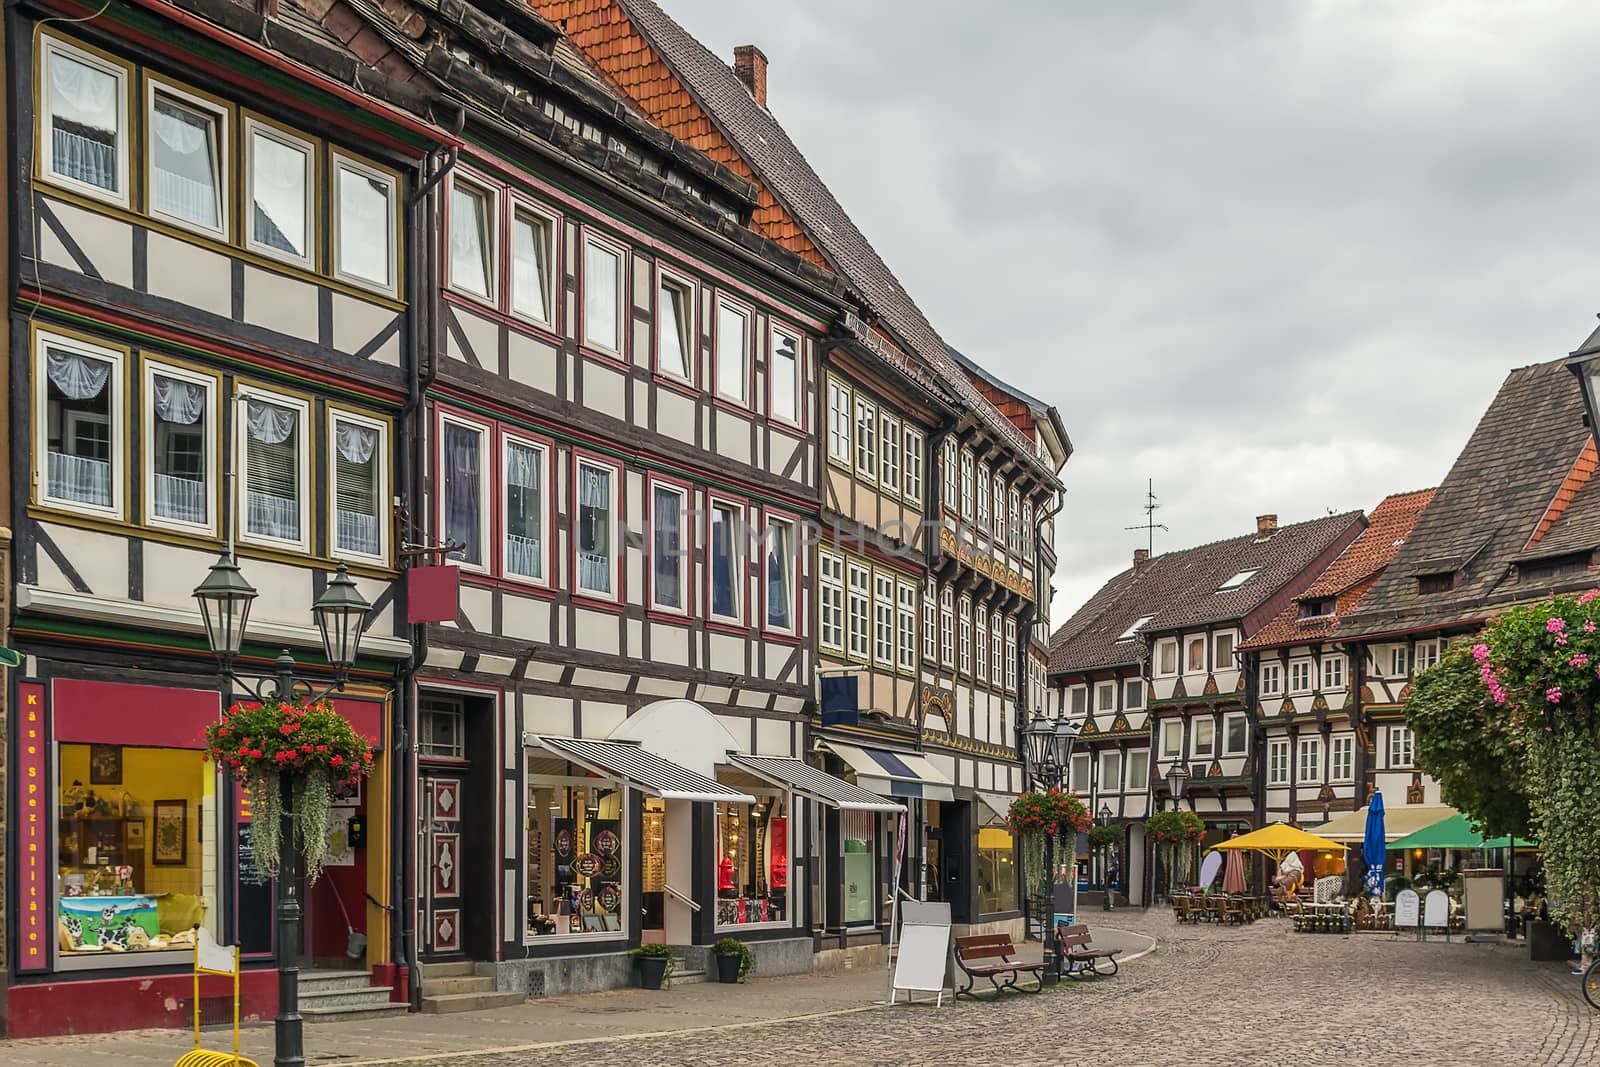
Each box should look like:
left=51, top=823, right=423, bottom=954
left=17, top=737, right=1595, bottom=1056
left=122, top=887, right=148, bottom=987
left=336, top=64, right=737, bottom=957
left=419, top=774, right=464, bottom=957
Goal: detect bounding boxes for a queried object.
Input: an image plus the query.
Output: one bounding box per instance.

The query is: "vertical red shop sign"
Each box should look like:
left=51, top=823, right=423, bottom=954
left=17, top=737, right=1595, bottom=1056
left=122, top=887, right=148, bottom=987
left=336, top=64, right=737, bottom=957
left=18, top=682, right=48, bottom=971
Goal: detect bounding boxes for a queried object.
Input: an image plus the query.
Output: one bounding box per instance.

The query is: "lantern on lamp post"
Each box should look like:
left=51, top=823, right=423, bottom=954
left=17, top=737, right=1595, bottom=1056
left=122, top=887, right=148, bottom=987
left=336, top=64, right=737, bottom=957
left=1022, top=712, right=1080, bottom=981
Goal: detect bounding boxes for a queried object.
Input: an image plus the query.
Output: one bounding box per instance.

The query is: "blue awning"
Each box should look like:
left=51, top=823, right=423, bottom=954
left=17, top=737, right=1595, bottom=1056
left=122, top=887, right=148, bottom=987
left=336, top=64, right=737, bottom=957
left=820, top=741, right=955, bottom=803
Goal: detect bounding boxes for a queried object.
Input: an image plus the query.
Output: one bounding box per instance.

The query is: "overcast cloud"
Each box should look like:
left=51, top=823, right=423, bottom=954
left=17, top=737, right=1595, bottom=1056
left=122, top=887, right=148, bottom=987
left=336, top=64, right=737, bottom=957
left=664, top=0, right=1600, bottom=619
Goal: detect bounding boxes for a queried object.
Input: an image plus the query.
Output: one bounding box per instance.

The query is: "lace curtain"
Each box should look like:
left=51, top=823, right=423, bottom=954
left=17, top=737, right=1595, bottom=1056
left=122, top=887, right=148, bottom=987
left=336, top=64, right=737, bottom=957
left=336, top=422, right=376, bottom=464
left=578, top=467, right=611, bottom=593
left=49, top=53, right=117, bottom=131
left=152, top=376, right=204, bottom=424
left=443, top=425, right=481, bottom=565
left=653, top=490, right=681, bottom=607
left=46, top=349, right=110, bottom=400
left=152, top=100, right=207, bottom=155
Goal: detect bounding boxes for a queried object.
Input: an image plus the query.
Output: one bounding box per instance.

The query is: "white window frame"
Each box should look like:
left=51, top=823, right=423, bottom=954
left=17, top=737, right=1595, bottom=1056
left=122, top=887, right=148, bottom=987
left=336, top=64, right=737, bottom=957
left=975, top=605, right=989, bottom=682
left=1217, top=569, right=1258, bottom=591
left=35, top=330, right=126, bottom=521
left=39, top=34, right=131, bottom=208
left=1100, top=750, right=1123, bottom=794
left=854, top=397, right=877, bottom=480
left=581, top=231, right=627, bottom=359
left=879, top=413, right=901, bottom=496
left=145, top=76, right=230, bottom=239
left=991, top=613, right=1003, bottom=685
left=1008, top=488, right=1022, bottom=552
left=1321, top=654, right=1346, bottom=691
left=975, top=462, right=991, bottom=532
left=874, top=572, right=897, bottom=668
left=243, top=115, right=315, bottom=268
left=1127, top=750, right=1150, bottom=793
left=1070, top=753, right=1091, bottom=794
left=574, top=456, right=623, bottom=603
left=1222, top=712, right=1249, bottom=756
left=1388, top=726, right=1415, bottom=769
left=1298, top=737, right=1321, bottom=783
left=1095, top=681, right=1116, bottom=713
left=1289, top=660, right=1313, bottom=694
left=1331, top=735, right=1355, bottom=783
left=331, top=149, right=399, bottom=296
left=939, top=585, right=954, bottom=668
left=503, top=433, right=553, bottom=587
left=903, top=427, right=924, bottom=504
left=1022, top=502, right=1034, bottom=557
left=1191, top=718, right=1215, bottom=760
left=818, top=550, right=844, bottom=653
left=1267, top=739, right=1290, bottom=785
left=847, top=561, right=871, bottom=662
left=446, top=172, right=496, bottom=303
left=714, top=297, right=750, bottom=403
left=236, top=383, right=311, bottom=553
left=941, top=438, right=958, bottom=514
left=706, top=495, right=744, bottom=622
left=1123, top=677, right=1145, bottom=711
left=647, top=479, right=689, bottom=613
left=827, top=378, right=852, bottom=464
left=437, top=412, right=490, bottom=571
left=1069, top=685, right=1087, bottom=717
left=959, top=450, right=974, bottom=518
left=1185, top=637, right=1207, bottom=674
left=768, top=323, right=801, bottom=427
left=1005, top=619, right=1018, bottom=691
left=142, top=358, right=216, bottom=536
left=1214, top=631, right=1235, bottom=670
left=1390, top=645, right=1409, bottom=678
left=896, top=579, right=917, bottom=673
left=1415, top=640, right=1441, bottom=672
left=922, top=576, right=937, bottom=661
left=1261, top=662, right=1283, bottom=697
left=992, top=475, right=1006, bottom=547
left=510, top=201, right=559, bottom=330
left=956, top=596, right=972, bottom=674
left=763, top=516, right=797, bottom=636
left=1161, top=719, right=1183, bottom=759
left=1156, top=639, right=1178, bottom=677
left=327, top=407, right=389, bottom=565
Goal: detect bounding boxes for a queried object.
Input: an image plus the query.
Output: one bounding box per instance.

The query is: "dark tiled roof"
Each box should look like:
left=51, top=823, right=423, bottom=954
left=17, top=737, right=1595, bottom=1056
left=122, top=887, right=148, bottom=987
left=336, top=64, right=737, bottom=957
left=1335, top=360, right=1594, bottom=638
left=1240, top=489, right=1436, bottom=652
left=615, top=0, right=1055, bottom=478
left=1048, top=511, right=1365, bottom=674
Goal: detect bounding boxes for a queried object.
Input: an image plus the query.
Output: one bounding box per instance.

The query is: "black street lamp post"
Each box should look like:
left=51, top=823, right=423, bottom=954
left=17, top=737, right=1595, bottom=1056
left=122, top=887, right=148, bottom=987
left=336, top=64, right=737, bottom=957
left=1155, top=761, right=1191, bottom=902
left=1022, top=711, right=1080, bottom=982
left=194, top=553, right=370, bottom=1067
left=1096, top=803, right=1114, bottom=910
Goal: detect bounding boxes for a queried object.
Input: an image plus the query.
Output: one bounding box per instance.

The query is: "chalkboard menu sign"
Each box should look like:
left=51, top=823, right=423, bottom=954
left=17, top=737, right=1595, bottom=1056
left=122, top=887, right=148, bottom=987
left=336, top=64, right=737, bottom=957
left=237, top=822, right=273, bottom=955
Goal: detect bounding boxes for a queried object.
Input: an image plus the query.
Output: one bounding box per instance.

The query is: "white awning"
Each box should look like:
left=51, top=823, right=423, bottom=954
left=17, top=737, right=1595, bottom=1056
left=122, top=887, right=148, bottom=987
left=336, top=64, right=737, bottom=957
left=726, top=754, right=904, bottom=813
left=526, top=735, right=755, bottom=803
left=820, top=741, right=955, bottom=803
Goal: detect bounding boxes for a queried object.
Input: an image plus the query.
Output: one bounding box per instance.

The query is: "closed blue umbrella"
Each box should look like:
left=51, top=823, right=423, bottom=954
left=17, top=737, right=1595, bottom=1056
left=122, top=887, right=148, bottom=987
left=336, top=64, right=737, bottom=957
left=1362, top=792, right=1387, bottom=897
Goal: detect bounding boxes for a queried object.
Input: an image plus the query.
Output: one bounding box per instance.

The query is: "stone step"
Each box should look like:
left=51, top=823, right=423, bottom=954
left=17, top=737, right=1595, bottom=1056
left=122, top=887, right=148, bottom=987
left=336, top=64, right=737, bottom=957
left=298, top=969, right=377, bottom=993
left=419, top=960, right=476, bottom=979
left=299, top=986, right=398, bottom=1011
left=419, top=990, right=525, bottom=1014
left=671, top=968, right=706, bottom=986
left=420, top=975, right=497, bottom=996
left=302, top=1002, right=410, bottom=1025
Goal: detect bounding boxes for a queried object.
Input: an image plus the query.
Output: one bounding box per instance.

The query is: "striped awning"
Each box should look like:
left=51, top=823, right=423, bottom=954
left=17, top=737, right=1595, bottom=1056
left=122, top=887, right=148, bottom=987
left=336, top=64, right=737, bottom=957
left=527, top=735, right=755, bottom=803
left=821, top=741, right=955, bottom=803
left=726, top=754, right=904, bottom=813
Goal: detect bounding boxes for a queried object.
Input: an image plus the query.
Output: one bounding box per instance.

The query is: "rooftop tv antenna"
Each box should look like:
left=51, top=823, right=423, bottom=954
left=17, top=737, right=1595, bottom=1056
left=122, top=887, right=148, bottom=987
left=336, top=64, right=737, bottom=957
left=1125, top=478, right=1168, bottom=557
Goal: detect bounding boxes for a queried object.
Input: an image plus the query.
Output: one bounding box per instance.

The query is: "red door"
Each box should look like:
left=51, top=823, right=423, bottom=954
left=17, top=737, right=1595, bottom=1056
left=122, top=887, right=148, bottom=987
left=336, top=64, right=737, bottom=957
left=419, top=774, right=464, bottom=957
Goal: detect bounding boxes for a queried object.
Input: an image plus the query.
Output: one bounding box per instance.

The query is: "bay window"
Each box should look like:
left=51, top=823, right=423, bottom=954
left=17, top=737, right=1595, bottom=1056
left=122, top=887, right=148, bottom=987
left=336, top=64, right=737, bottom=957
left=715, top=300, right=749, bottom=402
left=504, top=437, right=548, bottom=583
left=874, top=573, right=895, bottom=667
left=148, top=83, right=226, bottom=235
left=764, top=517, right=795, bottom=632
left=847, top=562, right=870, bottom=660
left=440, top=417, right=486, bottom=567
left=576, top=460, right=618, bottom=599
left=657, top=274, right=694, bottom=381
left=38, top=331, right=123, bottom=517
left=512, top=207, right=555, bottom=325
left=582, top=234, right=624, bottom=356
left=41, top=35, right=129, bottom=203
left=650, top=482, right=687, bottom=612
left=448, top=177, right=494, bottom=300
left=896, top=580, right=917, bottom=672
left=239, top=388, right=308, bottom=550
left=245, top=118, right=313, bottom=265
left=145, top=363, right=213, bottom=531
left=819, top=551, right=844, bottom=652
left=330, top=411, right=385, bottom=561
left=770, top=326, right=799, bottom=424
left=333, top=152, right=397, bottom=295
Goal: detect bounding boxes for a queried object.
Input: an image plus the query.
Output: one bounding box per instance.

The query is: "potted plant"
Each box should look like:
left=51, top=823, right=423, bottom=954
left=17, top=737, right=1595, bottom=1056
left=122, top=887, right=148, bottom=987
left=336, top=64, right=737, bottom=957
left=632, top=943, right=674, bottom=989
left=712, top=936, right=754, bottom=983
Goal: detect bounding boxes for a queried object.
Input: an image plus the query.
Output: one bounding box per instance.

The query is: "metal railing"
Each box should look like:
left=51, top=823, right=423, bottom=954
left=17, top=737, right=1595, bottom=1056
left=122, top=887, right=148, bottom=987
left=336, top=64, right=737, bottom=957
left=662, top=884, right=700, bottom=913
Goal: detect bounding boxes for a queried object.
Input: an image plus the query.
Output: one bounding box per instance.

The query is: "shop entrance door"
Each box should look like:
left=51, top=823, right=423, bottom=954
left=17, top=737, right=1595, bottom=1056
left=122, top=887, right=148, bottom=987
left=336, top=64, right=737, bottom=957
left=419, top=774, right=465, bottom=958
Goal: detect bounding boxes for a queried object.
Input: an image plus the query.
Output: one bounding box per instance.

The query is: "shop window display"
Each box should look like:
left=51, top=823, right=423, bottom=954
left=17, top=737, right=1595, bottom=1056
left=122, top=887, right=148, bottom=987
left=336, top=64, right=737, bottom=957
left=526, top=767, right=625, bottom=938
left=56, top=744, right=216, bottom=959
left=715, top=791, right=789, bottom=927
left=842, top=809, right=874, bottom=926
left=977, top=826, right=1019, bottom=915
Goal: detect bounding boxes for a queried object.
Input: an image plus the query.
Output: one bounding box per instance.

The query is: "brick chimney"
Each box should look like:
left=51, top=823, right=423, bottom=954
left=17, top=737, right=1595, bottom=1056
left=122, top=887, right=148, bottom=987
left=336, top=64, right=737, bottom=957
left=1133, top=548, right=1149, bottom=573
left=734, top=45, right=768, bottom=107
left=1256, top=514, right=1278, bottom=537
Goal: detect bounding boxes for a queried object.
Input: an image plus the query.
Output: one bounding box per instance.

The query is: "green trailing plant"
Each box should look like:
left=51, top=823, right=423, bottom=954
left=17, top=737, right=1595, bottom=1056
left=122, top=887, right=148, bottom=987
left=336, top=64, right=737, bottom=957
left=1145, top=810, right=1205, bottom=893
left=1087, top=824, right=1124, bottom=851
left=712, top=936, right=755, bottom=980
left=1008, top=790, right=1092, bottom=903
left=203, top=698, right=377, bottom=883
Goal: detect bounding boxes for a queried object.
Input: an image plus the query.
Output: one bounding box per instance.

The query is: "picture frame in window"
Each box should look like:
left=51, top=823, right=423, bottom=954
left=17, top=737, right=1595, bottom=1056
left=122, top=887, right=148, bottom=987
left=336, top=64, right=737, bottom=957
left=767, top=321, right=803, bottom=428
left=152, top=800, right=187, bottom=866
left=37, top=33, right=134, bottom=208
left=646, top=474, right=692, bottom=616
left=573, top=452, right=624, bottom=603
left=242, top=113, right=318, bottom=269
left=144, top=75, right=232, bottom=239
left=706, top=495, right=747, bottom=625
left=580, top=229, right=627, bottom=359
left=142, top=357, right=219, bottom=537
left=713, top=295, right=752, bottom=405
left=436, top=410, right=492, bottom=572
left=33, top=326, right=128, bottom=521
left=327, top=405, right=391, bottom=565
left=653, top=263, right=698, bottom=387
left=509, top=199, right=560, bottom=331
left=761, top=511, right=800, bottom=637
left=236, top=383, right=313, bottom=553
left=499, top=430, right=553, bottom=588
left=445, top=171, right=498, bottom=305
left=331, top=148, right=401, bottom=297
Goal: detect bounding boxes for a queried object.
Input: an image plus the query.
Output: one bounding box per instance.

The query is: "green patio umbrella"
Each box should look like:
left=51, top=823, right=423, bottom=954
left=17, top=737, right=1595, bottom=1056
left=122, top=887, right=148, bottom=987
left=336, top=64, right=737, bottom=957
left=1386, top=812, right=1538, bottom=851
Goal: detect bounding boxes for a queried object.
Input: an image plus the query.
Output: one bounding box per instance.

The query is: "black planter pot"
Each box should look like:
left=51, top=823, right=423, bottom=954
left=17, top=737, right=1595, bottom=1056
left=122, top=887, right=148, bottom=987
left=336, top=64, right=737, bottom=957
left=715, top=952, right=742, bottom=983
left=637, top=955, right=669, bottom=989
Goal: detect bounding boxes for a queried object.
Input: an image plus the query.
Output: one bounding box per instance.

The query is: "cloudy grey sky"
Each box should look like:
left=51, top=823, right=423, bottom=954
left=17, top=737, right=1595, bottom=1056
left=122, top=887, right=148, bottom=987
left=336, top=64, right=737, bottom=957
left=665, top=0, right=1600, bottom=619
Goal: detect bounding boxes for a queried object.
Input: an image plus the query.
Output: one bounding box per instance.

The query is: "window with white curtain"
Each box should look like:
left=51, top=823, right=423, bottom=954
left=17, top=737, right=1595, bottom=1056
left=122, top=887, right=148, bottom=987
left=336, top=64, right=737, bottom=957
left=441, top=418, right=485, bottom=567
left=765, top=518, right=794, bottom=632
left=240, top=390, right=307, bottom=548
left=146, top=364, right=211, bottom=530
left=819, top=551, right=844, bottom=652
left=874, top=573, right=895, bottom=667
left=331, top=412, right=383, bottom=560
left=709, top=500, right=744, bottom=621
left=512, top=208, right=555, bottom=325
left=896, top=580, right=917, bottom=672
left=577, top=461, right=617, bottom=598
left=449, top=177, right=494, bottom=299
left=716, top=301, right=748, bottom=402
left=149, top=85, right=225, bottom=234
left=245, top=119, right=312, bottom=265
left=975, top=606, right=989, bottom=682
left=583, top=236, right=623, bottom=355
left=847, top=562, right=870, bottom=660
left=334, top=153, right=396, bottom=293
left=657, top=275, right=693, bottom=381
left=903, top=428, right=924, bottom=504
left=39, top=333, right=122, bottom=516
left=504, top=437, right=547, bottom=582
left=828, top=380, right=851, bottom=462
left=854, top=397, right=876, bottom=479
left=879, top=414, right=900, bottom=495
left=650, top=482, right=686, bottom=612
left=770, top=326, right=799, bottom=424
left=41, top=36, right=128, bottom=203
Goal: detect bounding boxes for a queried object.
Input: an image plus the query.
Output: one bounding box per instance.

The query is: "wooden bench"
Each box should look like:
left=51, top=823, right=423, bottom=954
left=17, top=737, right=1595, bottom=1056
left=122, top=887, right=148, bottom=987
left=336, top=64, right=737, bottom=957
left=952, top=933, right=1044, bottom=1000
left=1057, top=923, right=1121, bottom=979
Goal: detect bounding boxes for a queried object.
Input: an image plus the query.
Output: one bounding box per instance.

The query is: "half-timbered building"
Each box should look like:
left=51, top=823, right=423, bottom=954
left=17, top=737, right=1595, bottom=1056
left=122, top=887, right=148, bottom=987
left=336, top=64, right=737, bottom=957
left=4, top=0, right=449, bottom=1035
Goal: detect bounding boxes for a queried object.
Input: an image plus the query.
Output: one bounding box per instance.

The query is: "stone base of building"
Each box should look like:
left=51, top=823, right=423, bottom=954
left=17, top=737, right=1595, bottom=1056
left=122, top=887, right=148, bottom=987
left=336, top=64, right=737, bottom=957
left=5, top=969, right=279, bottom=1038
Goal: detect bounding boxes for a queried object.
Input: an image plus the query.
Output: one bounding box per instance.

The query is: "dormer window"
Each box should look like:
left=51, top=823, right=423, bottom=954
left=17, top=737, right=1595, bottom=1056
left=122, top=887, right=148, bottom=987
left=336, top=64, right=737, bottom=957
left=1117, top=614, right=1155, bottom=642
left=1417, top=572, right=1456, bottom=595
left=1298, top=598, right=1336, bottom=620
left=1217, top=569, right=1257, bottom=591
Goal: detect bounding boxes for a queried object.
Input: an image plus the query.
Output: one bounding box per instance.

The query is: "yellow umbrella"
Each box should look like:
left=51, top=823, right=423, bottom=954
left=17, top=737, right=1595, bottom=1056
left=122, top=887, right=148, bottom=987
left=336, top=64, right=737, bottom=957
left=1208, top=822, right=1346, bottom=864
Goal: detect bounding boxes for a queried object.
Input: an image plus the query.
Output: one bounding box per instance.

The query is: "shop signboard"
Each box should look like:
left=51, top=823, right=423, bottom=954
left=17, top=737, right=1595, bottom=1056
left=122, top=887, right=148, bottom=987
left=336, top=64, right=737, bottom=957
left=1394, top=888, right=1420, bottom=928
left=1423, top=889, right=1449, bottom=929
left=18, top=682, right=49, bottom=971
